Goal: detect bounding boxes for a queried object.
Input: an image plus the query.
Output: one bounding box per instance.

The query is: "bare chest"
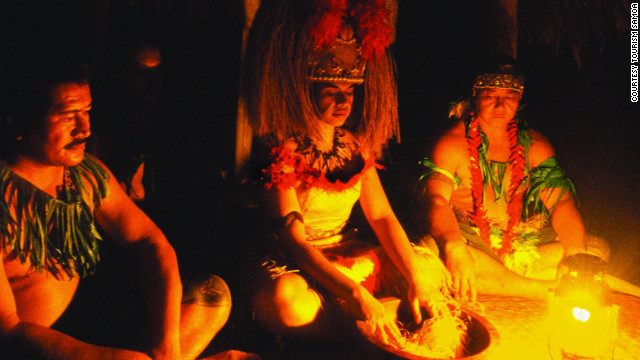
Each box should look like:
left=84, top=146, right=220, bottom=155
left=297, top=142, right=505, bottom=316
left=4, top=251, right=79, bottom=326
left=451, top=158, right=516, bottom=220
left=3, top=247, right=76, bottom=282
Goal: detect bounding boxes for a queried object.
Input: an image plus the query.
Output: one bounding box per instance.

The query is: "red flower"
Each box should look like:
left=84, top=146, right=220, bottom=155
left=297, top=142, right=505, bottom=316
left=350, top=0, right=392, bottom=59
left=262, top=146, right=382, bottom=191
left=467, top=118, right=526, bottom=259
left=309, top=0, right=348, bottom=50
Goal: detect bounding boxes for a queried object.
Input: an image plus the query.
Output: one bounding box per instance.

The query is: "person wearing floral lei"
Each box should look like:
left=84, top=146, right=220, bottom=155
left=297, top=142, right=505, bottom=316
left=419, top=61, right=640, bottom=302
left=241, top=0, right=453, bottom=344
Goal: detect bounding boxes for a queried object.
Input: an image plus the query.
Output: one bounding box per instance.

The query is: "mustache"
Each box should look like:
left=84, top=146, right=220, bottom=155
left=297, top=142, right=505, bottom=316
left=66, top=137, right=89, bottom=148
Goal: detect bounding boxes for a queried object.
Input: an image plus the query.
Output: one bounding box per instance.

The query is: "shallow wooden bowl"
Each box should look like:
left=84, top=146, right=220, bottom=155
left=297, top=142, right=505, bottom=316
left=356, top=298, right=500, bottom=360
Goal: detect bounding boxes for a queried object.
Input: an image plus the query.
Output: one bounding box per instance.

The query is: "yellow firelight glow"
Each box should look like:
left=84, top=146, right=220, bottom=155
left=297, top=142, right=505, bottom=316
left=548, top=288, right=617, bottom=359
left=572, top=307, right=590, bottom=322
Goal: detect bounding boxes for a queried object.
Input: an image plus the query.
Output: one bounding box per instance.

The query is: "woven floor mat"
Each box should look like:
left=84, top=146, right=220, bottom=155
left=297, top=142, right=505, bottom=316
left=609, top=293, right=640, bottom=359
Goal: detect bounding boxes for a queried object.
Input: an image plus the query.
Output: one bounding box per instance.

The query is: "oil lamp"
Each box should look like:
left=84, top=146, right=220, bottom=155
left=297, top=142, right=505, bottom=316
left=548, top=254, right=618, bottom=360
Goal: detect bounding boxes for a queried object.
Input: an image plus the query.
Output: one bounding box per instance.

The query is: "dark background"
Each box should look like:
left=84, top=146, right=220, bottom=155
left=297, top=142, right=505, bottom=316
left=2, top=1, right=638, bottom=358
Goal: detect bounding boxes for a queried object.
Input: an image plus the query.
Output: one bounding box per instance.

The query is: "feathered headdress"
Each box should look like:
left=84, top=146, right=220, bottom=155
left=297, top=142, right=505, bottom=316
left=308, top=0, right=394, bottom=60
left=240, top=0, right=398, bottom=156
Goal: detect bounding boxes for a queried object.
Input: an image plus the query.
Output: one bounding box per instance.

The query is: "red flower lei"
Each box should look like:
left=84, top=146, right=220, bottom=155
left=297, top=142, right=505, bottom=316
left=467, top=116, right=526, bottom=258
left=262, top=146, right=381, bottom=192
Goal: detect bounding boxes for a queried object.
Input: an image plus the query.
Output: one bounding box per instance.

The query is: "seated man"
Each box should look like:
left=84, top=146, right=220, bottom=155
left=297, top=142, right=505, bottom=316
left=0, top=62, right=232, bottom=359
left=419, top=61, right=638, bottom=301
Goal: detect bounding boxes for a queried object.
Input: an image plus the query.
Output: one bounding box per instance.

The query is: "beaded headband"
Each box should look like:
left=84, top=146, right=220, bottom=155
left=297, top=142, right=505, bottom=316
left=472, top=73, right=524, bottom=96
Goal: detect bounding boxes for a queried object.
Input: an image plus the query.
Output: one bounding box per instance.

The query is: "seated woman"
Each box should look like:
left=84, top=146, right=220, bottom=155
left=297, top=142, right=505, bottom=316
left=418, top=60, right=640, bottom=301
left=239, top=0, right=452, bottom=344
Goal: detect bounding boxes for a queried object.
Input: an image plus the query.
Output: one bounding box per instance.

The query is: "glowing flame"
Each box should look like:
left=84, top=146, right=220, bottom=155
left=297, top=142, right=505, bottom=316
left=548, top=291, right=617, bottom=358
left=572, top=307, right=590, bottom=322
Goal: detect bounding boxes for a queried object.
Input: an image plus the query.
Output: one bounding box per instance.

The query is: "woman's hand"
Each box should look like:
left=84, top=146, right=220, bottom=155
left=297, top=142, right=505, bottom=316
left=407, top=254, right=453, bottom=324
left=344, top=285, right=402, bottom=346
left=408, top=283, right=446, bottom=324
left=445, top=241, right=476, bottom=302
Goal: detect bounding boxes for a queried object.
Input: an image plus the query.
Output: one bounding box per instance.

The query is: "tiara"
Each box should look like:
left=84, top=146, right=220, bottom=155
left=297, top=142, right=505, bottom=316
left=307, top=25, right=366, bottom=83
left=472, top=73, right=524, bottom=96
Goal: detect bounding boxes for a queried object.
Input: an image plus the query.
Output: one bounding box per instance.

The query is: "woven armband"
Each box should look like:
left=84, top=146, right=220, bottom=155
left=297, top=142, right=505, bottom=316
left=269, top=211, right=305, bottom=235
left=280, top=211, right=304, bottom=229
left=419, top=157, right=461, bottom=190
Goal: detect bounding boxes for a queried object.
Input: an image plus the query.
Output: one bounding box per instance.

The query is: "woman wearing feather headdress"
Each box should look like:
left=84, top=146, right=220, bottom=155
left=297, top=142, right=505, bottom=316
left=240, top=0, right=453, bottom=343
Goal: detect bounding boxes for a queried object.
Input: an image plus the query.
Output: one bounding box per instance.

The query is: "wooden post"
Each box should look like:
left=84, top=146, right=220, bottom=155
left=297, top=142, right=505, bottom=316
left=234, top=0, right=260, bottom=178
left=489, top=0, right=518, bottom=59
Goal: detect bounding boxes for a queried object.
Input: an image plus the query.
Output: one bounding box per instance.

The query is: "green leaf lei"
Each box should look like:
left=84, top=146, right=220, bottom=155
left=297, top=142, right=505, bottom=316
left=464, top=114, right=533, bottom=205
left=1, top=156, right=109, bottom=278
left=420, top=116, right=577, bottom=223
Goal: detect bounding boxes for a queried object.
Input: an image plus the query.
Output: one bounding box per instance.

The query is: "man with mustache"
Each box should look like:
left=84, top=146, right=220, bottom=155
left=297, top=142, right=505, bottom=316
left=0, top=63, right=237, bottom=359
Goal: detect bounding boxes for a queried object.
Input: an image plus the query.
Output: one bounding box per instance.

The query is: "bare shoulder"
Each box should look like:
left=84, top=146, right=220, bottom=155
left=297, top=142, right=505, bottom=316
left=84, top=154, right=134, bottom=214
left=527, top=128, right=556, bottom=167
left=82, top=153, right=116, bottom=184
left=84, top=153, right=110, bottom=170
left=82, top=154, right=121, bottom=200
left=430, top=120, right=469, bottom=168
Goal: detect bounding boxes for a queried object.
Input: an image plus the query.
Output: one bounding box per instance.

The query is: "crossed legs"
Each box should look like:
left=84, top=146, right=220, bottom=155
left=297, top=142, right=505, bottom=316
left=180, top=274, right=232, bottom=359
left=252, top=272, right=356, bottom=342
left=467, top=245, right=556, bottom=301
left=458, top=238, right=640, bottom=301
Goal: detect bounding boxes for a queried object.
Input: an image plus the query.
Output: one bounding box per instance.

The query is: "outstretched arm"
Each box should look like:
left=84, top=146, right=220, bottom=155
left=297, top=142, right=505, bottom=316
left=421, top=132, right=477, bottom=301
left=95, top=160, right=182, bottom=360
left=422, top=177, right=477, bottom=302
left=528, top=134, right=587, bottom=257
left=359, top=165, right=452, bottom=321
left=543, top=189, right=587, bottom=256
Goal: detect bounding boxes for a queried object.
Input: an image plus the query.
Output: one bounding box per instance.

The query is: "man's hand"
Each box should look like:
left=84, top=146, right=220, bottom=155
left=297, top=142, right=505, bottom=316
left=344, top=285, right=402, bottom=346
left=445, top=241, right=477, bottom=301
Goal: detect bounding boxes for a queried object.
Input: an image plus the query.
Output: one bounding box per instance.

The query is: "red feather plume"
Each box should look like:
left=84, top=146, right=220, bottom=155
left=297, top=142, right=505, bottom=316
left=308, top=0, right=392, bottom=59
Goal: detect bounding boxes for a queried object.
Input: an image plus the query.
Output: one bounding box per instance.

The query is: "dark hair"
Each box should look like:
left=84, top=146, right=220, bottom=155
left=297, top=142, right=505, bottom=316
left=1, top=61, right=90, bottom=160
left=239, top=0, right=398, bottom=155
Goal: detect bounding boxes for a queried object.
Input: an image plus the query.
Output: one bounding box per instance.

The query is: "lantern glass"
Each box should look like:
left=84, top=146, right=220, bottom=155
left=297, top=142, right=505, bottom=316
left=548, top=254, right=617, bottom=360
